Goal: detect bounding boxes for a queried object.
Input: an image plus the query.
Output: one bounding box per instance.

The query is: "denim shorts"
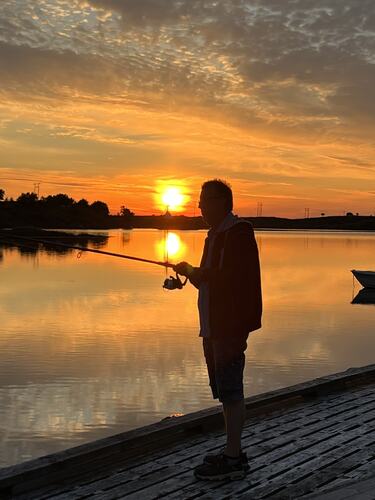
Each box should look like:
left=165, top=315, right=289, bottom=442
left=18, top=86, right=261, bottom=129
left=202, top=335, right=248, bottom=403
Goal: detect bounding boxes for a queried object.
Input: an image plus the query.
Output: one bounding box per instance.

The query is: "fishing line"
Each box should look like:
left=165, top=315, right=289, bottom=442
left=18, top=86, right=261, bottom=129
left=165, top=229, right=169, bottom=280
left=161, top=228, right=188, bottom=290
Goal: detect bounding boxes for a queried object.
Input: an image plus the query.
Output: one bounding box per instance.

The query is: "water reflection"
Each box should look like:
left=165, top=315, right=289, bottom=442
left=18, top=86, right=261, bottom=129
left=0, top=232, right=108, bottom=261
left=155, top=231, right=186, bottom=263
left=352, top=288, right=375, bottom=305
left=121, top=230, right=131, bottom=246
left=1, top=229, right=375, bottom=468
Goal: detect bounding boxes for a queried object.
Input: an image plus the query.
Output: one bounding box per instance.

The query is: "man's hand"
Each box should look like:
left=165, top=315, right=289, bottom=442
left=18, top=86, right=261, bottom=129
left=173, top=261, right=195, bottom=277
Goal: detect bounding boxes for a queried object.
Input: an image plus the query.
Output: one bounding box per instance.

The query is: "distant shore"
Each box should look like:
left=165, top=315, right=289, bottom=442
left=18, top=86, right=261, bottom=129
left=2, top=192, right=374, bottom=231
left=2, top=214, right=375, bottom=231
left=129, top=214, right=375, bottom=231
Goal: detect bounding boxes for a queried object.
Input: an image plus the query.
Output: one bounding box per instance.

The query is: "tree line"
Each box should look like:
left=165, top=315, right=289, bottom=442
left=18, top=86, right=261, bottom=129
left=0, top=189, right=134, bottom=228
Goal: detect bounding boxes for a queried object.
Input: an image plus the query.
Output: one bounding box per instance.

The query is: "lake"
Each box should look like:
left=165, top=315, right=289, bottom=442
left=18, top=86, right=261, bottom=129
left=0, top=229, right=374, bottom=468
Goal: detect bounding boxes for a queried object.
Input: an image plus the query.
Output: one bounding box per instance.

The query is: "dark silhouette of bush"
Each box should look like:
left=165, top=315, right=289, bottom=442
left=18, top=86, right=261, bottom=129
left=118, top=206, right=135, bottom=226
left=0, top=190, right=121, bottom=229
left=119, top=206, right=134, bottom=218
left=16, top=192, right=38, bottom=205
left=76, top=198, right=89, bottom=208
left=41, top=193, right=75, bottom=208
left=90, top=200, right=109, bottom=217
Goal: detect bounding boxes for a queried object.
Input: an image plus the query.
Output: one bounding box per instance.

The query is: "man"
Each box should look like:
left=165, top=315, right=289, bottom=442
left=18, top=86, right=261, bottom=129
left=173, top=179, right=262, bottom=481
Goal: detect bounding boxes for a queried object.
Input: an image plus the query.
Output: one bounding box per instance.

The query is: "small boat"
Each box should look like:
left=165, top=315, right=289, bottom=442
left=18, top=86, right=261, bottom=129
left=351, top=269, right=375, bottom=289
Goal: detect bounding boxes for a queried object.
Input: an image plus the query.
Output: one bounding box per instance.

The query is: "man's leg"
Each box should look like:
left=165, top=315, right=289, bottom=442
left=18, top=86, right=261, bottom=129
left=218, top=335, right=247, bottom=458
left=223, top=398, right=245, bottom=457
left=194, top=338, right=248, bottom=480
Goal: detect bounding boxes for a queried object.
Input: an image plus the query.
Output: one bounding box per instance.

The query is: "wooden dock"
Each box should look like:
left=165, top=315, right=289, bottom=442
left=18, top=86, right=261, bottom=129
left=2, top=364, right=375, bottom=499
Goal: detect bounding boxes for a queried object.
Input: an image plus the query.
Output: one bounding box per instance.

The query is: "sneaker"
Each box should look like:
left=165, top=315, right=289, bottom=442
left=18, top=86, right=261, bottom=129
left=203, top=450, right=250, bottom=472
left=194, top=453, right=246, bottom=481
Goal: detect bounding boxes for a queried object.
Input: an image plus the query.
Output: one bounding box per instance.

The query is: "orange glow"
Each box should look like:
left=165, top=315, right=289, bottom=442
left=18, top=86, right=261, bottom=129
left=154, top=180, right=190, bottom=214
left=1, top=96, right=374, bottom=218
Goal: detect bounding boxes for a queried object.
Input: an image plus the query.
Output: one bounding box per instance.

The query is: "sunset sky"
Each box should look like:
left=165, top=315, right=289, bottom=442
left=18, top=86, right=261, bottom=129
left=1, top=0, right=374, bottom=217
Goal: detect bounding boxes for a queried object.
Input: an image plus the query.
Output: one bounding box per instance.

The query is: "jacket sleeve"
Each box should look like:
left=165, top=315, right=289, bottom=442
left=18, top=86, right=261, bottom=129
left=188, top=267, right=205, bottom=289
left=188, top=237, right=208, bottom=289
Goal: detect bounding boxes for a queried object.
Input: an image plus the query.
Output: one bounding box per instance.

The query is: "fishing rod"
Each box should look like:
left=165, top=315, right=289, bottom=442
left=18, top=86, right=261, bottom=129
left=0, top=234, right=188, bottom=290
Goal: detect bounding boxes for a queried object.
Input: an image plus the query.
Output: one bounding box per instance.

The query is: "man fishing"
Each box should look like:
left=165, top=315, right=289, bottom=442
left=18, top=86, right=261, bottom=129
left=173, top=179, right=262, bottom=481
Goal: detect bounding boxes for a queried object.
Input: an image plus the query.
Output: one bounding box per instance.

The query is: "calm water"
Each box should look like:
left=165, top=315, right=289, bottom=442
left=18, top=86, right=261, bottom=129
left=0, top=229, right=374, bottom=468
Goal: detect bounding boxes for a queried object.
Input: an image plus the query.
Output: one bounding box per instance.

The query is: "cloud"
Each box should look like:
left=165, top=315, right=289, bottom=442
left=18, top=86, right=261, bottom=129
left=81, top=0, right=240, bottom=27
left=0, top=41, right=124, bottom=100
left=1, top=0, right=374, bottom=141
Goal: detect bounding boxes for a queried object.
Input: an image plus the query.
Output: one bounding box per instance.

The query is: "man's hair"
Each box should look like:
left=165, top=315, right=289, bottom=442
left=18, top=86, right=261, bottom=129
left=201, top=179, right=233, bottom=211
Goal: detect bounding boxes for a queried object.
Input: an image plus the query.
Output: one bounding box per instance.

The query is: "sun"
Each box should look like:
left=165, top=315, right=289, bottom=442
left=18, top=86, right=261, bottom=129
left=155, top=180, right=189, bottom=213
left=161, top=187, right=184, bottom=210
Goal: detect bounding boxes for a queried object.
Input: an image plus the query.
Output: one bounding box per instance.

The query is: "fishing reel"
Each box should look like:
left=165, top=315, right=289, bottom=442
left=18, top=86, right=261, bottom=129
left=163, top=273, right=188, bottom=290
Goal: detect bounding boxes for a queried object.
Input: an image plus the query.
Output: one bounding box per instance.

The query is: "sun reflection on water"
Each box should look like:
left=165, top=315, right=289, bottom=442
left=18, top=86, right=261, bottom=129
left=156, top=231, right=186, bottom=263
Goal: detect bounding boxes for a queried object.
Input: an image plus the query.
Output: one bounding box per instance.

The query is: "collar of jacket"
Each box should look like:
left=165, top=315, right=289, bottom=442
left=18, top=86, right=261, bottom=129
left=207, top=211, right=241, bottom=238
left=201, top=219, right=252, bottom=268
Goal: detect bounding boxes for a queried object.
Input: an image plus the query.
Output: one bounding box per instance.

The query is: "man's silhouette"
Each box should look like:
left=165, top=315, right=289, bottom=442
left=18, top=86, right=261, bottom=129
left=173, top=179, right=262, bottom=480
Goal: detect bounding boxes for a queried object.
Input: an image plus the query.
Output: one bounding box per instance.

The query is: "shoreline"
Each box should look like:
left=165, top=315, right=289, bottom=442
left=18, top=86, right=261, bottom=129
left=2, top=215, right=375, bottom=232
left=48, top=227, right=375, bottom=234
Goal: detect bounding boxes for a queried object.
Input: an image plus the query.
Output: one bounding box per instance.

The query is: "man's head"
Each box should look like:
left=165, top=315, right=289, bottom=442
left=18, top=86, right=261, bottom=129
left=199, top=179, right=233, bottom=228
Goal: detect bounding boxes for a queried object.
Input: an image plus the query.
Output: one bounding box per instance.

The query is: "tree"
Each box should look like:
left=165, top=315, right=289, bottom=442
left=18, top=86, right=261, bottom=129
left=42, top=193, right=74, bottom=207
left=76, top=198, right=89, bottom=208
left=0, top=188, right=4, bottom=201
left=119, top=206, right=134, bottom=217
left=16, top=192, right=38, bottom=204
left=90, top=200, right=109, bottom=217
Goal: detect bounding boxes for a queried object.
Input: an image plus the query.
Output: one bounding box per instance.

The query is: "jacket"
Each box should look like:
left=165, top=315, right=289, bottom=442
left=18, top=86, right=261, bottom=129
left=189, top=220, right=262, bottom=340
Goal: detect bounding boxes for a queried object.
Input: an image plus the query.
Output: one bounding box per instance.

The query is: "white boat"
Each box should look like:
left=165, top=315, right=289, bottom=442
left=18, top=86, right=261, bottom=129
left=351, top=270, right=375, bottom=289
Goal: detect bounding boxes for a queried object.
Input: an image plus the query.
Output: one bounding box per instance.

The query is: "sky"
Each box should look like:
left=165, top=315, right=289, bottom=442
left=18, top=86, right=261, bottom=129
left=0, top=0, right=374, bottom=217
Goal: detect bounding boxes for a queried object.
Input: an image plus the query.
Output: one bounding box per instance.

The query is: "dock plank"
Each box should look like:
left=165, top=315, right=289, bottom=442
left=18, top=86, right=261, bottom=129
left=79, top=398, right=375, bottom=499
left=159, top=419, right=375, bottom=500
left=43, top=396, right=374, bottom=500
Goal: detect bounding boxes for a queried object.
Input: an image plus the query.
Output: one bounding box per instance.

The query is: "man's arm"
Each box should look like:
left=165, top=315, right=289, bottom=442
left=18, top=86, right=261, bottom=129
left=188, top=267, right=205, bottom=289
left=172, top=262, right=204, bottom=289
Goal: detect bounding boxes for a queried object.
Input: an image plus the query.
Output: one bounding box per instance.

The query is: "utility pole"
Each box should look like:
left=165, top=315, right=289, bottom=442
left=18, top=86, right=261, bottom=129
left=304, top=207, right=310, bottom=218
left=33, top=182, right=41, bottom=198
left=256, top=202, right=263, bottom=217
